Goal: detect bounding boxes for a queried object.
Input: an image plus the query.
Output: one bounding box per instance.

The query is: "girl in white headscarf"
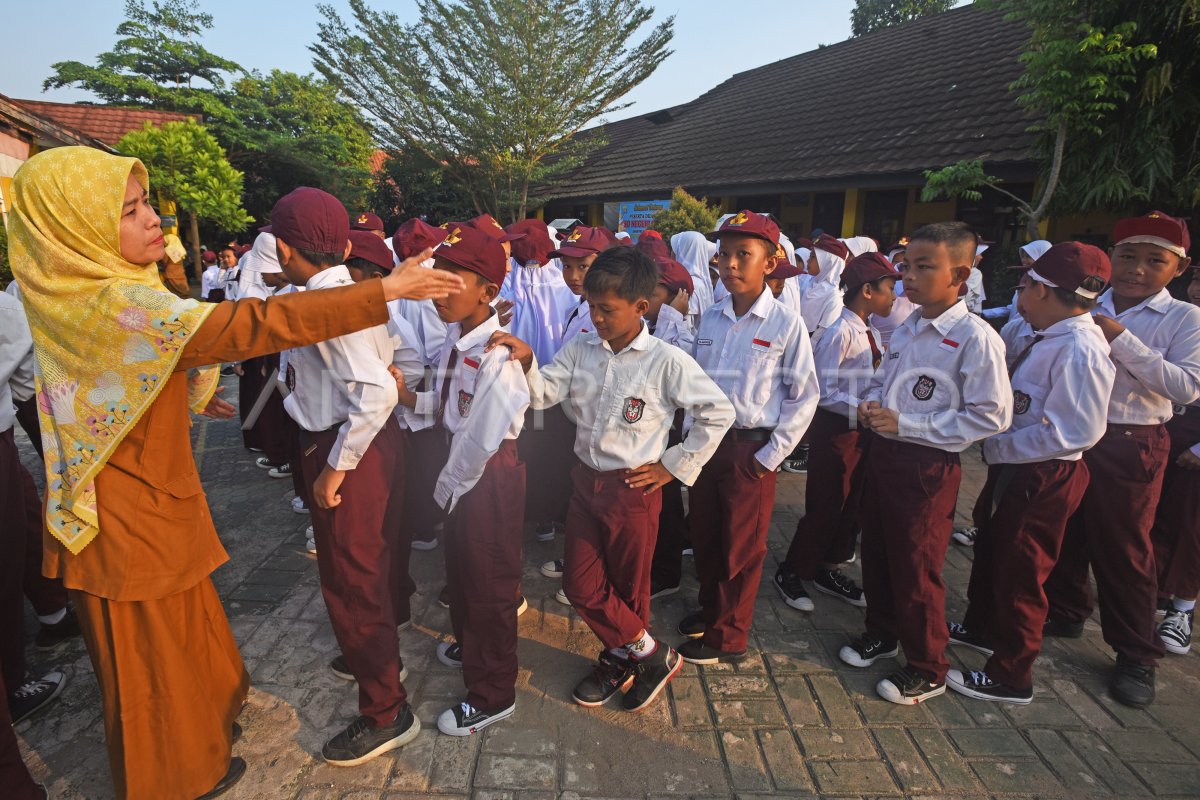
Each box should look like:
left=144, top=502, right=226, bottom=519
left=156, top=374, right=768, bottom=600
left=839, top=235, right=878, bottom=258
left=670, top=230, right=717, bottom=320
left=872, top=246, right=918, bottom=349
left=800, top=238, right=848, bottom=338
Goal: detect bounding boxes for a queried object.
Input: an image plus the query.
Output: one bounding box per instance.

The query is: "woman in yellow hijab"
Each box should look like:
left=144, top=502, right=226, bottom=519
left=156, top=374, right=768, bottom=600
left=7, top=146, right=461, bottom=800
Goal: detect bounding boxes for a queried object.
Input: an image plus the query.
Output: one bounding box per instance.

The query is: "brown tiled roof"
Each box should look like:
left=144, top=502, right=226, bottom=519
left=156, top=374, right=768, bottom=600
left=549, top=4, right=1038, bottom=202
left=11, top=99, right=199, bottom=147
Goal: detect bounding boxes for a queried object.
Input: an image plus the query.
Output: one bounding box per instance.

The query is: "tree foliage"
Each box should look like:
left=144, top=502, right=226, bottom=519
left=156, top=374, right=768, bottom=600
left=369, top=149, right=476, bottom=233
left=850, top=0, right=954, bottom=36
left=922, top=0, right=1158, bottom=236
left=312, top=0, right=674, bottom=222
left=650, top=187, right=720, bottom=241
left=45, top=0, right=374, bottom=228
left=0, top=223, right=11, bottom=286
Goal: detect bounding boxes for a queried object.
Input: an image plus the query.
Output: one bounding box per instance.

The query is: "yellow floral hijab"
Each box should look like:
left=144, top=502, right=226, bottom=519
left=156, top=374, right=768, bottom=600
left=8, top=146, right=219, bottom=554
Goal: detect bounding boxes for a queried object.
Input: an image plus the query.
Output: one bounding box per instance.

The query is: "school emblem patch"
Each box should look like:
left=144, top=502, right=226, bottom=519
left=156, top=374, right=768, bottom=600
left=622, top=397, right=645, bottom=424
left=285, top=363, right=296, bottom=391
left=1013, top=390, right=1032, bottom=415
left=912, top=374, right=936, bottom=401
left=457, top=389, right=474, bottom=417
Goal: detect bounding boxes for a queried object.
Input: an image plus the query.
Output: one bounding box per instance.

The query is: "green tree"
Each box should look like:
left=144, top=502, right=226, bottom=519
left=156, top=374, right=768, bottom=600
left=312, top=0, right=675, bottom=222
left=0, top=222, right=11, bottom=286
left=370, top=149, right=476, bottom=232
left=649, top=187, right=720, bottom=241
left=850, top=0, right=954, bottom=36
left=922, top=0, right=1157, bottom=237
left=118, top=119, right=253, bottom=278
left=45, top=0, right=374, bottom=229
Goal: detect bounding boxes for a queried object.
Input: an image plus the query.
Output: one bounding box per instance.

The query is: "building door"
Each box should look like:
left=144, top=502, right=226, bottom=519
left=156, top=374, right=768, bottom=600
left=811, top=192, right=845, bottom=237
left=862, top=189, right=908, bottom=248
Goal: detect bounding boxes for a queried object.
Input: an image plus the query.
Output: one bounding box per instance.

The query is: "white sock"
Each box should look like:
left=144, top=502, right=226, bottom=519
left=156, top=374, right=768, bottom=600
left=625, top=630, right=657, bottom=660
left=608, top=646, right=630, bottom=660
left=1173, top=598, right=1196, bottom=613
left=38, top=608, right=67, bottom=626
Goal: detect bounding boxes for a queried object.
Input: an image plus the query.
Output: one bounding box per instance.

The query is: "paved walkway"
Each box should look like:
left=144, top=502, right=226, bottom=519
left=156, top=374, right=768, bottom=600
left=15, top=383, right=1200, bottom=799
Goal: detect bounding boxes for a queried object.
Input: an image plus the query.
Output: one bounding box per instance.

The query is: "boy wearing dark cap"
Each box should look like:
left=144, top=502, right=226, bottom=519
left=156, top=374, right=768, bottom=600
left=273, top=188, right=419, bottom=765
left=776, top=252, right=898, bottom=613
left=395, top=225, right=531, bottom=735
left=351, top=211, right=387, bottom=238
left=947, top=242, right=1115, bottom=704
left=1045, top=212, right=1200, bottom=708
left=680, top=211, right=820, bottom=664
left=842, top=221, right=1011, bottom=706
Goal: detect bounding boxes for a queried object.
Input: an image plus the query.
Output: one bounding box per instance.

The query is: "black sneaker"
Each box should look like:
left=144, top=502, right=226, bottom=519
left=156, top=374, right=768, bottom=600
left=1042, top=617, right=1084, bottom=638
left=437, top=700, right=515, bottom=736
left=195, top=757, right=247, bottom=799
left=1156, top=597, right=1172, bottom=619
left=952, top=526, right=977, bottom=546
left=780, top=455, right=808, bottom=473
left=267, top=463, right=292, bottom=479
left=650, top=579, right=680, bottom=600
left=774, top=567, right=813, bottom=612
left=947, top=621, right=994, bottom=656
left=678, top=638, right=749, bottom=665
left=411, top=534, right=439, bottom=551
left=438, top=585, right=451, bottom=608
left=877, top=665, right=945, bottom=706
left=838, top=633, right=899, bottom=668
left=677, top=612, right=705, bottom=639
left=540, top=558, right=565, bottom=579
left=254, top=456, right=279, bottom=470
left=8, top=671, right=66, bottom=724
left=813, top=569, right=866, bottom=608
left=1110, top=656, right=1155, bottom=709
left=232, top=721, right=243, bottom=744
left=330, top=654, right=409, bottom=684
left=621, top=646, right=683, bottom=712
left=1157, top=608, right=1193, bottom=655
left=437, top=641, right=463, bottom=668
left=572, top=651, right=635, bottom=707
left=946, top=668, right=1032, bottom=704
left=35, top=608, right=81, bottom=651
left=536, top=521, right=559, bottom=542
left=321, top=706, right=421, bottom=766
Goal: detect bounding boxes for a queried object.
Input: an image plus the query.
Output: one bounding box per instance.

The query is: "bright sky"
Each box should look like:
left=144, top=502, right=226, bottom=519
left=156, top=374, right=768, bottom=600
left=1, top=0, right=867, bottom=124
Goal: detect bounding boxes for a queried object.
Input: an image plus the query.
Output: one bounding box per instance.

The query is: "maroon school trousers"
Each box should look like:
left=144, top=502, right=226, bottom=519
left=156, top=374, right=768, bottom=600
left=1153, top=408, right=1200, bottom=599
left=784, top=408, right=866, bottom=577
left=302, top=416, right=408, bottom=726
left=688, top=431, right=779, bottom=653
left=0, top=430, right=29, bottom=694
left=20, top=463, right=68, bottom=616
left=1045, top=423, right=1169, bottom=666
left=403, top=426, right=449, bottom=540
left=963, top=460, right=1090, bottom=689
left=445, top=440, right=525, bottom=712
left=859, top=435, right=961, bottom=683
left=651, top=413, right=690, bottom=588
left=563, top=463, right=663, bottom=650
left=237, top=356, right=267, bottom=451
left=0, top=672, right=41, bottom=800
left=520, top=405, right=576, bottom=525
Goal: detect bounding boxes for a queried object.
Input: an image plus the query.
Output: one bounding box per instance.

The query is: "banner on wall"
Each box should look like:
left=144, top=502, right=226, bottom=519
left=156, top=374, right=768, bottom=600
left=615, top=200, right=671, bottom=242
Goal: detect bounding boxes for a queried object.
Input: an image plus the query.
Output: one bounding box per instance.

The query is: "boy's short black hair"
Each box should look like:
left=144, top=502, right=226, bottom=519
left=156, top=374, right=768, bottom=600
left=294, top=246, right=344, bottom=268
left=583, top=247, right=657, bottom=302
left=1049, top=275, right=1106, bottom=311
left=843, top=275, right=896, bottom=302
left=909, top=221, right=978, bottom=265
left=346, top=256, right=388, bottom=278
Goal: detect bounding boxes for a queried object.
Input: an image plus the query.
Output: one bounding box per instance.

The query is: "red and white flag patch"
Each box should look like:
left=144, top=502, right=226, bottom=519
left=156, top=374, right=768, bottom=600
left=751, top=338, right=771, bottom=351
left=938, top=338, right=960, bottom=353
left=463, top=356, right=480, bottom=369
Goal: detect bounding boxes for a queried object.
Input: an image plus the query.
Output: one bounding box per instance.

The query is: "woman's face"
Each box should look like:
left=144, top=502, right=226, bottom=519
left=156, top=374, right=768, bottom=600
left=119, top=174, right=165, bottom=265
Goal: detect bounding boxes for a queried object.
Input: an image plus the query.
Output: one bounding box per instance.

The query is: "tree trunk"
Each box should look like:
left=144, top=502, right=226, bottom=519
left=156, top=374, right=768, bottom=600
left=1025, top=120, right=1068, bottom=240
left=188, top=212, right=204, bottom=283
left=518, top=180, right=529, bottom=221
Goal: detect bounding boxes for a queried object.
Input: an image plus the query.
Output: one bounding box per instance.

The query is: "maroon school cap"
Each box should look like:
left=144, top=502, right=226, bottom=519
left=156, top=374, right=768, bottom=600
left=549, top=226, right=609, bottom=259
left=507, top=219, right=554, bottom=266
left=269, top=187, right=350, bottom=254
left=202, top=250, right=217, bottom=263
left=350, top=211, right=385, bottom=232
left=769, top=259, right=805, bottom=280
left=469, top=213, right=525, bottom=243
left=434, top=224, right=507, bottom=285
left=392, top=218, right=448, bottom=261
left=1027, top=241, right=1111, bottom=299
left=842, top=252, right=900, bottom=290
left=706, top=210, right=780, bottom=247
left=348, top=230, right=394, bottom=272
left=1113, top=211, right=1191, bottom=257
left=641, top=229, right=663, bottom=241
left=814, top=234, right=851, bottom=262
left=635, top=234, right=671, bottom=261
left=655, top=257, right=694, bottom=295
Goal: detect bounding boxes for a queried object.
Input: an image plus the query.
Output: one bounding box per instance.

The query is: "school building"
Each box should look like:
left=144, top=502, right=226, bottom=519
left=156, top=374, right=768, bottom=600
left=540, top=4, right=1113, bottom=251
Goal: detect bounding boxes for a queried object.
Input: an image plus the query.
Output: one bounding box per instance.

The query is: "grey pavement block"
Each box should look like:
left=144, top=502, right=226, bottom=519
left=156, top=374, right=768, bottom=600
left=705, top=673, right=775, bottom=699
left=1060, top=730, right=1151, bottom=796
left=1100, top=729, right=1197, bottom=763
left=1050, top=677, right=1120, bottom=731
left=1026, top=728, right=1111, bottom=795
left=871, top=728, right=939, bottom=794
left=809, top=760, right=902, bottom=796
left=971, top=759, right=1063, bottom=794
left=908, top=729, right=980, bottom=793
left=242, top=568, right=307, bottom=588
left=808, top=672, right=863, bottom=727
left=1129, top=761, right=1200, bottom=797
left=480, top=723, right=557, bottom=757
left=774, top=675, right=824, bottom=726
left=856, top=692, right=936, bottom=727
left=668, top=676, right=714, bottom=728
left=757, top=729, right=814, bottom=792
left=718, top=729, right=771, bottom=792
left=924, top=692, right=977, bottom=729
left=1000, top=689, right=1087, bottom=728
left=796, top=728, right=878, bottom=760
left=473, top=754, right=556, bottom=791
left=429, top=733, right=482, bottom=791
left=948, top=727, right=1036, bottom=758
left=711, top=698, right=788, bottom=728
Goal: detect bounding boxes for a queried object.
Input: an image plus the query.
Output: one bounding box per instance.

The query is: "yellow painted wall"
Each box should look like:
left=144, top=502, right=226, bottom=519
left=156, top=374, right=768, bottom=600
left=779, top=193, right=813, bottom=233
left=1047, top=210, right=1122, bottom=242
left=840, top=188, right=864, bottom=237
left=904, top=188, right=957, bottom=229
left=588, top=203, right=604, bottom=227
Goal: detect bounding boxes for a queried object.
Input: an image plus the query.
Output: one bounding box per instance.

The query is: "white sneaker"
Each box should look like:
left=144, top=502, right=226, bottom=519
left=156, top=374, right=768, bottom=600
left=517, top=595, right=529, bottom=617
left=291, top=496, right=309, bottom=515
left=1158, top=608, right=1193, bottom=655
left=305, top=525, right=317, bottom=555
left=952, top=526, right=978, bottom=546
left=555, top=588, right=571, bottom=606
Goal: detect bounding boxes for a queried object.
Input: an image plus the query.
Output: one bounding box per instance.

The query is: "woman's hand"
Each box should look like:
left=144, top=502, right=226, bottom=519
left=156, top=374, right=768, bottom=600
left=200, top=386, right=236, bottom=419
left=381, top=249, right=465, bottom=301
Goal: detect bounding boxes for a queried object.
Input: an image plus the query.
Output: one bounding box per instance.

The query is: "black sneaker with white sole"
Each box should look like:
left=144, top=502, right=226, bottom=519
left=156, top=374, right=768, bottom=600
left=437, top=641, right=463, bottom=668
left=330, top=654, right=409, bottom=684
left=621, top=646, right=683, bottom=712
left=947, top=621, right=995, bottom=656
left=1110, top=655, right=1155, bottom=708
left=410, top=534, right=439, bottom=551
left=951, top=526, right=977, bottom=546
left=1156, top=597, right=1172, bottom=619
left=650, top=579, right=679, bottom=600
left=438, top=585, right=451, bottom=608
left=437, top=701, right=515, bottom=735
left=813, top=568, right=866, bottom=608
left=573, top=651, right=635, bottom=707
left=877, top=665, right=946, bottom=705
left=517, top=595, right=529, bottom=617
left=535, top=521, right=559, bottom=542
left=678, top=638, right=749, bottom=665
left=267, top=463, right=292, bottom=479
left=1157, top=608, right=1193, bottom=655
left=774, top=567, right=814, bottom=612
left=540, top=558, right=565, bottom=579
left=946, top=668, right=1032, bottom=704
left=8, top=671, right=66, bottom=724
left=321, top=706, right=421, bottom=766
left=838, top=633, right=899, bottom=668
left=677, top=612, right=705, bottom=638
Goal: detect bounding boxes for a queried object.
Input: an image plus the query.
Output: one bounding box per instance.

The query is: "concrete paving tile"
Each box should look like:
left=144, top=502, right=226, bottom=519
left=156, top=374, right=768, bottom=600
left=668, top=675, right=714, bottom=728
left=774, top=675, right=824, bottom=726
left=808, top=672, right=863, bottom=727
left=1060, top=730, right=1151, bottom=796
left=871, top=728, right=939, bottom=793
left=718, top=729, right=771, bottom=792
left=809, top=760, right=902, bottom=796
left=473, top=754, right=556, bottom=791
left=948, top=727, right=1036, bottom=758
left=971, top=759, right=1063, bottom=794
left=711, top=698, right=788, bottom=728
left=908, top=729, right=980, bottom=793
left=757, top=729, right=813, bottom=792
left=796, top=728, right=879, bottom=760
left=1129, top=761, right=1200, bottom=797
